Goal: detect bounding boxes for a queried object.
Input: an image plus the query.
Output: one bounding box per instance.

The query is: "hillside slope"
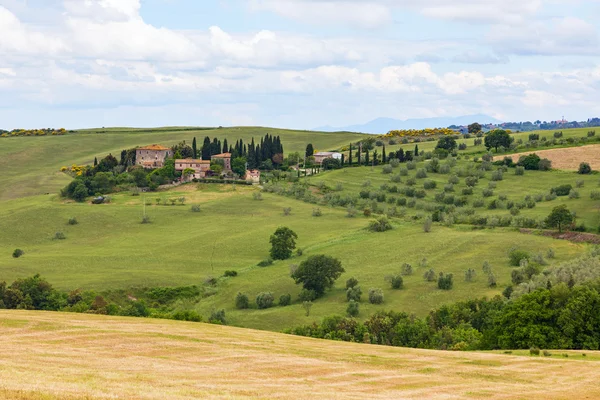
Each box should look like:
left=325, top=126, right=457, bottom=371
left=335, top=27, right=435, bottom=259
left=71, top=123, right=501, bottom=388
left=0, top=126, right=366, bottom=201
left=2, top=310, right=600, bottom=400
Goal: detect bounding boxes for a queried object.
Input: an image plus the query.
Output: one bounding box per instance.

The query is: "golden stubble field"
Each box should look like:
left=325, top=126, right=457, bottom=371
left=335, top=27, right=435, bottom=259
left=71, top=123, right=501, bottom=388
left=1, top=311, right=600, bottom=399
left=497, top=144, right=600, bottom=170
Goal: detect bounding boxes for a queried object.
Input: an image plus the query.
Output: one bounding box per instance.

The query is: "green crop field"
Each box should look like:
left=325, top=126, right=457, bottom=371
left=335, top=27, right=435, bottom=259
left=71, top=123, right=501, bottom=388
left=0, top=126, right=367, bottom=201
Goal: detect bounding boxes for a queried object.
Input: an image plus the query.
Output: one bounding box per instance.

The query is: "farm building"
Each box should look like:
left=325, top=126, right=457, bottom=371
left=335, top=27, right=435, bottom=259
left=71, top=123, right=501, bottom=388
left=314, top=152, right=342, bottom=164
left=136, top=145, right=173, bottom=169
left=211, top=153, right=232, bottom=171
left=245, top=169, right=261, bottom=183
left=175, top=159, right=211, bottom=180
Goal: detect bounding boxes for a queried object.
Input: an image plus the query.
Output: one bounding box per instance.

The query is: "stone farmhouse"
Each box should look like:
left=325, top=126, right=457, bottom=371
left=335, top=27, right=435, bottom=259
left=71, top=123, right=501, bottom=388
left=211, top=153, right=232, bottom=171
left=175, top=159, right=211, bottom=180
left=136, top=145, right=173, bottom=169
left=314, top=151, right=342, bottom=165
left=245, top=169, right=261, bottom=183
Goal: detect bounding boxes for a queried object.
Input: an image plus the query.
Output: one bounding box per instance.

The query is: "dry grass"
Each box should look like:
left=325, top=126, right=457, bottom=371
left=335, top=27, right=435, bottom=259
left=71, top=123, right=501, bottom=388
left=497, top=144, right=600, bottom=170
left=2, top=311, right=600, bottom=399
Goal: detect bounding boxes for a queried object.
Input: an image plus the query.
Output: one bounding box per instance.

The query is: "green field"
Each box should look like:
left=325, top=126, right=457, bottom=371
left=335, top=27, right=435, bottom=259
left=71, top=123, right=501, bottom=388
left=0, top=126, right=366, bottom=201
left=0, top=126, right=599, bottom=332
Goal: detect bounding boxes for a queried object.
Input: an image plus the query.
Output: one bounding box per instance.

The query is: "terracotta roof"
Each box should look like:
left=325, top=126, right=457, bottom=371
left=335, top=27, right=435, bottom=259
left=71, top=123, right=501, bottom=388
left=211, top=153, right=231, bottom=158
left=314, top=151, right=340, bottom=156
left=176, top=159, right=210, bottom=164
left=138, top=144, right=171, bottom=151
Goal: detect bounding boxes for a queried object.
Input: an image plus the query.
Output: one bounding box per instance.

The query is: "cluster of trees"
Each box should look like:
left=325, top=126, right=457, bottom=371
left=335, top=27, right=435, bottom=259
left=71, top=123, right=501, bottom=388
left=61, top=152, right=179, bottom=201
left=0, top=128, right=68, bottom=137
left=383, top=128, right=458, bottom=138
left=289, top=280, right=600, bottom=350
left=200, top=134, right=284, bottom=170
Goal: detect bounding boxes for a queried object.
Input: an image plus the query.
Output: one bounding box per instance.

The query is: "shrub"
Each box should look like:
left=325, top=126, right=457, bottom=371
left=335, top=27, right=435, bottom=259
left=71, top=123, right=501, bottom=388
left=312, top=208, right=323, bottom=217
left=539, top=159, right=552, bottom=171
left=389, top=158, right=400, bottom=167
left=363, top=208, right=372, bottom=217
left=346, top=286, right=362, bottom=302
left=12, top=249, right=24, bottom=258
left=141, top=215, right=151, bottom=224
left=569, top=190, right=580, bottom=199
left=279, top=293, right=292, bottom=306
left=416, top=169, right=428, bottom=179
left=488, top=273, right=497, bottom=288
left=382, top=165, right=393, bottom=174
left=444, top=184, right=454, bottom=193
left=415, top=189, right=426, bottom=199
left=346, top=207, right=358, bottom=218
left=448, top=174, right=460, bottom=184
left=424, top=269, right=436, bottom=282
left=575, top=180, right=585, bottom=188
left=515, top=166, right=525, bottom=176
left=406, top=177, right=416, bottom=186
left=491, top=170, right=503, bottom=181
left=346, top=277, right=359, bottom=289
left=482, top=188, right=494, bottom=197
left=283, top=207, right=292, bottom=216
left=401, top=263, right=413, bottom=276
left=54, top=232, right=66, bottom=240
left=439, top=165, right=451, bottom=174
left=488, top=181, right=497, bottom=189
left=369, top=217, right=392, bottom=232
left=224, top=270, right=238, bottom=277
left=252, top=192, right=263, bottom=201
left=298, top=289, right=317, bottom=302
left=390, top=275, right=404, bottom=289
left=437, top=273, right=453, bottom=290
left=68, top=217, right=78, bottom=225
left=458, top=143, right=467, bottom=150
left=368, top=288, right=384, bottom=304
left=399, top=167, right=409, bottom=176
left=518, top=153, right=541, bottom=170
left=464, top=269, right=476, bottom=282
left=554, top=131, right=563, bottom=138
left=591, top=190, right=600, bottom=200
left=209, top=309, right=226, bottom=324
left=552, top=184, right=572, bottom=196
left=296, top=248, right=304, bottom=257
left=235, top=292, right=249, bottom=309
left=423, top=217, right=432, bottom=232
left=509, top=248, right=530, bottom=266
left=257, top=258, right=274, bottom=267
left=346, top=300, right=360, bottom=317
left=391, top=174, right=402, bottom=183
left=406, top=161, right=417, bottom=170
left=465, top=176, right=478, bottom=187
left=462, top=187, right=473, bottom=196
left=256, top=292, right=275, bottom=309
left=191, top=205, right=201, bottom=212
left=530, top=347, right=540, bottom=356
left=578, top=162, right=592, bottom=175
left=424, top=180, right=437, bottom=190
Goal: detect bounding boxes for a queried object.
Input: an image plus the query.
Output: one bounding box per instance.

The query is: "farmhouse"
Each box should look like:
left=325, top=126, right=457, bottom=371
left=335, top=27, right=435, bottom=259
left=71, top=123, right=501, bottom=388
left=245, top=169, right=261, bottom=183
left=136, top=145, right=173, bottom=169
left=211, top=153, right=232, bottom=171
left=314, top=152, right=342, bottom=164
left=175, top=159, right=211, bottom=180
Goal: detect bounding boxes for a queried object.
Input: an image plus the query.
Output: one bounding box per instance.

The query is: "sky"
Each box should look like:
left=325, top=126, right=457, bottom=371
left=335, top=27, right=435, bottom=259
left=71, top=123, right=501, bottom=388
left=1, top=0, right=599, bottom=129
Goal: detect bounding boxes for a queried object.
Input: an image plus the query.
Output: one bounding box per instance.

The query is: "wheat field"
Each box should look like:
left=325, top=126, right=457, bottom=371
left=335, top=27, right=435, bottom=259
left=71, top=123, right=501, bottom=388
left=1, top=311, right=599, bottom=399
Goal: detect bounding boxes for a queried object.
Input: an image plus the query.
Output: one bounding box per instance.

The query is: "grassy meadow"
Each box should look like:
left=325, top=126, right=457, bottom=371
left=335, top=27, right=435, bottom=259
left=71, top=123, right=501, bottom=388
left=0, top=126, right=366, bottom=201
left=0, top=125, right=598, bottom=332
left=2, top=310, right=600, bottom=400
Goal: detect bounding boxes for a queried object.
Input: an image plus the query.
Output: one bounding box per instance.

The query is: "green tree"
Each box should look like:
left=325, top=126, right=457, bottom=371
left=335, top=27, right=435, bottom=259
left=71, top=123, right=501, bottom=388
left=269, top=227, right=298, bottom=260
left=435, top=136, right=457, bottom=151
left=414, top=144, right=419, bottom=156
left=468, top=122, right=482, bottom=134
left=72, top=182, right=89, bottom=202
left=305, top=144, right=314, bottom=157
left=201, top=136, right=212, bottom=160
left=545, top=205, right=574, bottom=233
left=192, top=137, right=197, bottom=159
left=291, top=255, right=345, bottom=298
left=231, top=157, right=247, bottom=178
left=484, top=129, right=512, bottom=152
left=382, top=144, right=386, bottom=164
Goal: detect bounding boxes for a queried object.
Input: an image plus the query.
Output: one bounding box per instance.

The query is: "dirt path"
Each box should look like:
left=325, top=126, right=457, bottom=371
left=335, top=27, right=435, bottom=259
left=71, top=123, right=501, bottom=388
left=495, top=144, right=600, bottom=170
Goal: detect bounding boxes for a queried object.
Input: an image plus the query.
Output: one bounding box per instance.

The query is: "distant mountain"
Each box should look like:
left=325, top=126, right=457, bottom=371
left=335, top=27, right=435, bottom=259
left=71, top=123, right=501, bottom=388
left=315, top=114, right=503, bottom=134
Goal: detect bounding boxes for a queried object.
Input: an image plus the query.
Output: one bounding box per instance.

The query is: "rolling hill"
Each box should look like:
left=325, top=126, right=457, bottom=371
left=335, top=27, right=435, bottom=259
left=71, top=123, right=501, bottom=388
left=2, top=310, right=599, bottom=400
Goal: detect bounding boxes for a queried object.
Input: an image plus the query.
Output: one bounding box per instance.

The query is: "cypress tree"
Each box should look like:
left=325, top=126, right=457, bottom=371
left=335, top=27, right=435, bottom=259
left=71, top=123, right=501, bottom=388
left=305, top=144, right=314, bottom=157
left=357, top=146, right=361, bottom=165
left=399, top=148, right=405, bottom=162
left=341, top=154, right=345, bottom=166
left=365, top=149, right=370, bottom=165
left=382, top=145, right=386, bottom=164
left=192, top=137, right=197, bottom=159
left=414, top=144, right=419, bottom=157
left=202, top=137, right=211, bottom=160
left=222, top=138, right=228, bottom=154
left=94, top=157, right=98, bottom=167
left=349, top=144, right=352, bottom=166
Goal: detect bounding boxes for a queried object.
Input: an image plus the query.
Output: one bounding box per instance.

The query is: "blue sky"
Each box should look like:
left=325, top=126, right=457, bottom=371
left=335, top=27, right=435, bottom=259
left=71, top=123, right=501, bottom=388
left=1, top=0, right=599, bottom=129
